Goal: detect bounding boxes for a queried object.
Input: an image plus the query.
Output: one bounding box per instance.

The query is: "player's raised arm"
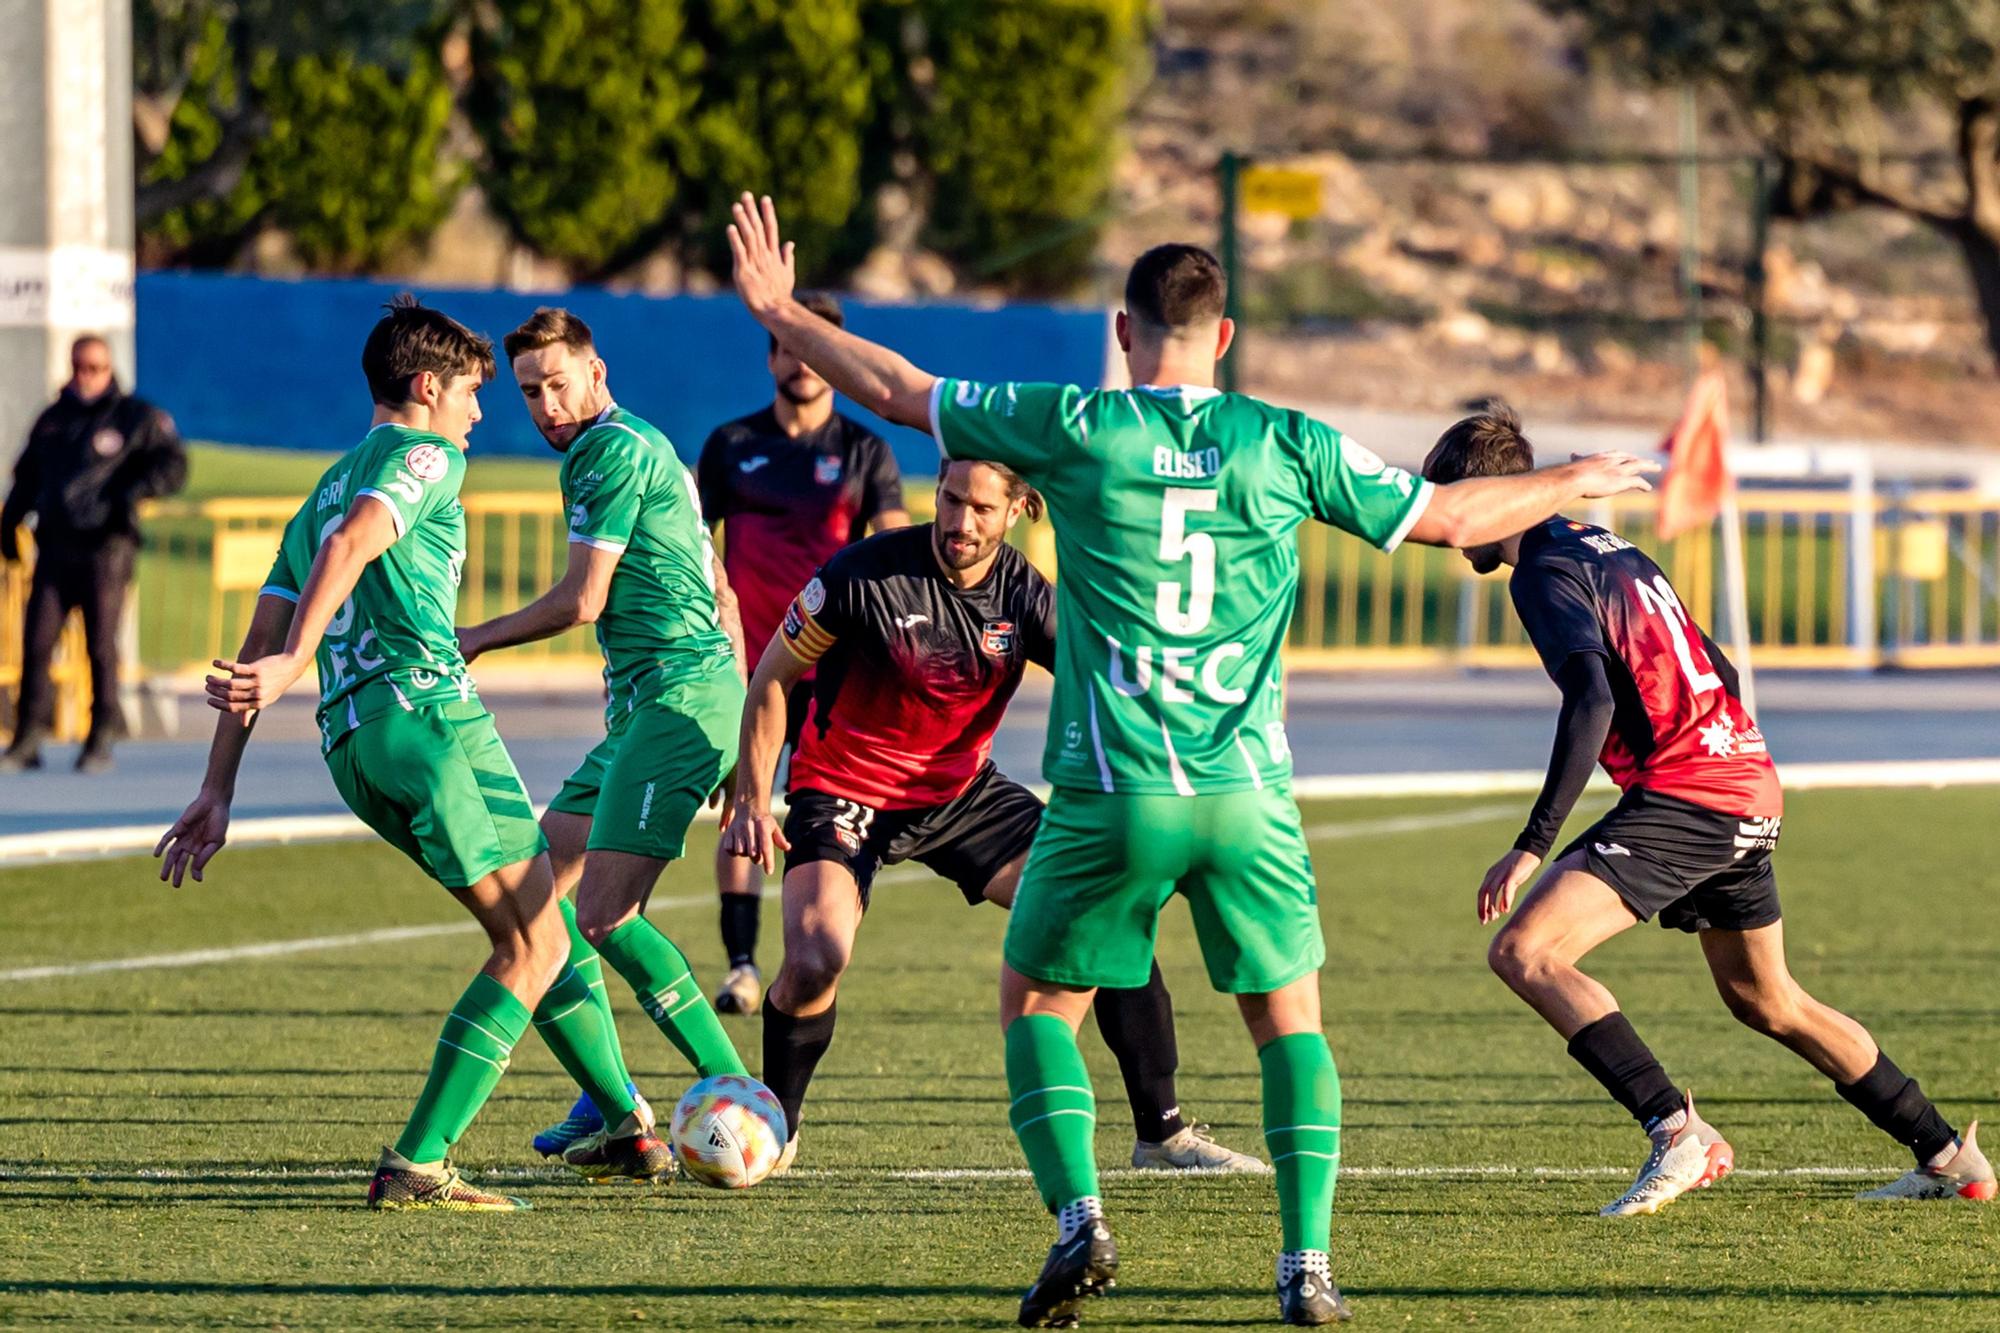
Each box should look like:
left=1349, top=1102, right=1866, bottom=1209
left=206, top=498, right=401, bottom=714
left=1404, top=449, right=1656, bottom=550
left=158, top=591, right=296, bottom=884
left=727, top=193, right=937, bottom=432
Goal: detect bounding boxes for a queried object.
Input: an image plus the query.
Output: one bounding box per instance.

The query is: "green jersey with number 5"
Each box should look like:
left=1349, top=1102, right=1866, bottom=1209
left=261, top=423, right=474, bottom=752
left=930, top=380, right=1432, bottom=795
left=560, top=404, right=730, bottom=708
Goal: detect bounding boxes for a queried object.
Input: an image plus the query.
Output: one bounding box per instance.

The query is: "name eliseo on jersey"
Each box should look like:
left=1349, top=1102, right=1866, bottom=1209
left=930, top=377, right=1433, bottom=797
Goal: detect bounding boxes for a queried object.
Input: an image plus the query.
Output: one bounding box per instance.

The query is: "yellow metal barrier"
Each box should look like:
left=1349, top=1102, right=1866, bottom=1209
left=122, top=487, right=2000, bottom=677
left=0, top=529, right=99, bottom=743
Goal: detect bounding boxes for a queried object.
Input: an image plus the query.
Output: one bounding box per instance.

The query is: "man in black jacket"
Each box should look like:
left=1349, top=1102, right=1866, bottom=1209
left=1, top=336, right=186, bottom=772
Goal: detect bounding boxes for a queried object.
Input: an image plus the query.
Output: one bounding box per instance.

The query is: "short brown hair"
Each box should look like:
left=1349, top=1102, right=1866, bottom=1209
left=503, top=307, right=596, bottom=362
left=361, top=294, right=495, bottom=407
left=1125, top=244, right=1227, bottom=332
left=771, top=291, right=844, bottom=353
left=1422, top=401, right=1535, bottom=483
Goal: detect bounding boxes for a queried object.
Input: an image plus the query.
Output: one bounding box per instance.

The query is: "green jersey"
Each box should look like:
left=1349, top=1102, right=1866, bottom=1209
left=262, top=424, right=474, bottom=751
left=561, top=404, right=731, bottom=705
left=931, top=380, right=1431, bottom=795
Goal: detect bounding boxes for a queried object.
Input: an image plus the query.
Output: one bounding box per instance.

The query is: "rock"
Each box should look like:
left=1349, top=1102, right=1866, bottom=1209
left=1529, top=333, right=1568, bottom=373
left=1794, top=337, right=1836, bottom=405
left=1433, top=309, right=1493, bottom=346
left=1591, top=339, right=1638, bottom=375
left=1486, top=183, right=1535, bottom=232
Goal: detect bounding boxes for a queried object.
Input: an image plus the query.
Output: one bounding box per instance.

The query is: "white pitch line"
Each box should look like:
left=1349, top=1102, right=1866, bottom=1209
left=0, top=1163, right=1894, bottom=1183
left=0, top=808, right=1486, bottom=987
left=0, top=887, right=749, bottom=986
left=1301, top=803, right=1518, bottom=841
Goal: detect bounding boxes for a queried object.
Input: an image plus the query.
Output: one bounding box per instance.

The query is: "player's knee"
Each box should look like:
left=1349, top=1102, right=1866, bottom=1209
left=778, top=931, right=850, bottom=999
left=1722, top=983, right=1801, bottom=1038
left=572, top=899, right=626, bottom=948
left=1487, top=926, right=1540, bottom=989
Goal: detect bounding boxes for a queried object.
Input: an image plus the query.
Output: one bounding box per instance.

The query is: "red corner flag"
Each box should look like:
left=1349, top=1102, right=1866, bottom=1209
left=1657, top=369, right=1732, bottom=539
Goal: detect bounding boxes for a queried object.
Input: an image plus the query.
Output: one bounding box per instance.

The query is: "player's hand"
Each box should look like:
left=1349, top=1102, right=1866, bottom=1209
left=204, top=651, right=306, bottom=714
left=726, top=192, right=797, bottom=321
left=721, top=803, right=790, bottom=876
left=155, top=790, right=230, bottom=887
left=1478, top=849, right=1540, bottom=924
left=1567, top=451, right=1659, bottom=498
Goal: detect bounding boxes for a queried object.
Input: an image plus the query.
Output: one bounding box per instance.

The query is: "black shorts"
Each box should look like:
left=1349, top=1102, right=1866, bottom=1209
left=782, top=763, right=1044, bottom=907
left=1559, top=787, right=1783, bottom=934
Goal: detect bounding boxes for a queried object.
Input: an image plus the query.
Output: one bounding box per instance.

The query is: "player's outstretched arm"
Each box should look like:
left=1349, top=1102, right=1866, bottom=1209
left=727, top=193, right=937, bottom=431
left=458, top=541, right=619, bottom=662
left=1406, top=452, right=1658, bottom=550
left=206, top=498, right=400, bottom=714
left=1478, top=652, right=1615, bottom=923
left=159, top=593, right=294, bottom=885
left=720, top=634, right=811, bottom=875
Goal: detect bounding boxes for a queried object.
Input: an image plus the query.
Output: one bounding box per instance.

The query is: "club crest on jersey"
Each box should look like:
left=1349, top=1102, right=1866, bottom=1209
left=406, top=443, right=449, bottom=482
left=981, top=620, right=1015, bottom=656
left=815, top=456, right=843, bottom=485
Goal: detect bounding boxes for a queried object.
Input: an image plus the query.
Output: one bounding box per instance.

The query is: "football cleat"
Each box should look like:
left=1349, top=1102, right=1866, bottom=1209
left=531, top=1092, right=604, bottom=1158
left=562, top=1126, right=675, bottom=1183
left=367, top=1148, right=529, bottom=1211
left=1858, top=1120, right=1998, bottom=1201
left=712, top=963, right=763, bottom=1015
left=1600, top=1091, right=1733, bottom=1217
left=1277, top=1269, right=1353, bottom=1326
left=1132, top=1123, right=1269, bottom=1173
left=1018, top=1219, right=1118, bottom=1328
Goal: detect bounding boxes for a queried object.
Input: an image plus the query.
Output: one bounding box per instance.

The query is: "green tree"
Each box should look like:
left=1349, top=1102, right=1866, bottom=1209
left=463, top=0, right=702, bottom=276
left=680, top=0, right=874, bottom=282
left=1543, top=0, right=2000, bottom=364
left=917, top=0, right=1149, bottom=293
left=136, top=1, right=459, bottom=270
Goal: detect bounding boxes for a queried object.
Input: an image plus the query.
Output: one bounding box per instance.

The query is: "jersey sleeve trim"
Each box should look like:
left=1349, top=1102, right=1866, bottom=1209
left=927, top=377, right=950, bottom=458
left=354, top=489, right=407, bottom=539
left=567, top=531, right=629, bottom=554
left=1379, top=479, right=1435, bottom=554
left=258, top=584, right=300, bottom=603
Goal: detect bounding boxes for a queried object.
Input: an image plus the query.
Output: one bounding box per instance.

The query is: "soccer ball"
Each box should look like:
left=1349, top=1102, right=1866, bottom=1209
left=669, top=1074, right=788, bottom=1189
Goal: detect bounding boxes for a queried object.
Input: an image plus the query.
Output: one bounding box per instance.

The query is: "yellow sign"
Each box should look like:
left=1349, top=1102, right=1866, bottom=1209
left=1879, top=520, right=1950, bottom=581
left=1240, top=166, right=1322, bottom=220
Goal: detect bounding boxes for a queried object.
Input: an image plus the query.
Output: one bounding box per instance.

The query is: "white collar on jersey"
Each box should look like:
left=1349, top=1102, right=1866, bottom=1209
left=1131, top=383, right=1222, bottom=402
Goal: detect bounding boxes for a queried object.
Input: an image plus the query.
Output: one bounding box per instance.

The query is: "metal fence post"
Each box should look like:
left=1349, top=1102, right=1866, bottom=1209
left=1749, top=157, right=1771, bottom=444
left=1218, top=150, right=1243, bottom=393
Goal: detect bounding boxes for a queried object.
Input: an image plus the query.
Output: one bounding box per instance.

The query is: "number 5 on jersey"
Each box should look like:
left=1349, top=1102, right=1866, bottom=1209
left=1157, top=487, right=1217, bottom=634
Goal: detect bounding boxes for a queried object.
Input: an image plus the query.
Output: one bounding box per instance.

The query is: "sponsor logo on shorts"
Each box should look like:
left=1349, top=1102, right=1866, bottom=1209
left=1594, top=842, right=1632, bottom=857
left=406, top=443, right=449, bottom=482
left=639, top=780, right=656, bottom=830
left=801, top=577, right=826, bottom=615
left=815, top=456, right=843, bottom=485
left=1733, top=815, right=1782, bottom=859
left=981, top=620, right=1015, bottom=656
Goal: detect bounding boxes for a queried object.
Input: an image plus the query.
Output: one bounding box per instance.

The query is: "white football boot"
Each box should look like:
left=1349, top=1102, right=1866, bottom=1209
left=770, top=1133, right=800, bottom=1179
left=1132, top=1123, right=1270, bottom=1173
left=1858, top=1120, right=1998, bottom=1201
left=712, top=963, right=763, bottom=1015
left=1600, top=1091, right=1733, bottom=1217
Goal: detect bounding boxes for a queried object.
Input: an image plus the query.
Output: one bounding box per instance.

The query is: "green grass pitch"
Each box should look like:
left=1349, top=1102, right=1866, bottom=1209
left=3, top=789, right=1998, bottom=1328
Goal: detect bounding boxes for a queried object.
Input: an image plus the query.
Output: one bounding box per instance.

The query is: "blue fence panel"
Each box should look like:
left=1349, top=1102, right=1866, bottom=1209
left=135, top=272, right=1109, bottom=472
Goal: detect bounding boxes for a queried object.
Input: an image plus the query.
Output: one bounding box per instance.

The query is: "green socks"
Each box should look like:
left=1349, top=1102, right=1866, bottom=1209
left=394, top=972, right=530, bottom=1165
left=558, top=897, right=633, bottom=1091
left=595, top=916, right=747, bottom=1077
left=532, top=964, right=638, bottom=1125
left=1006, top=1013, right=1100, bottom=1213
left=1260, top=1032, right=1342, bottom=1253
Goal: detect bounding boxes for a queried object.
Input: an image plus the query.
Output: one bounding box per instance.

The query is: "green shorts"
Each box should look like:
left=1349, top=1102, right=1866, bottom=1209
left=547, top=663, right=744, bottom=860
left=1003, top=784, right=1325, bottom=994
left=325, top=699, right=547, bottom=890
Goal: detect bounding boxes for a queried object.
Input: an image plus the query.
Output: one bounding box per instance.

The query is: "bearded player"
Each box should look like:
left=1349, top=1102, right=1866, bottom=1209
left=722, top=457, right=1262, bottom=1178
left=727, top=193, right=1660, bottom=1326
left=1419, top=405, right=1993, bottom=1216
left=697, top=291, right=909, bottom=1015
left=456, top=308, right=750, bottom=1175
left=160, top=297, right=647, bottom=1208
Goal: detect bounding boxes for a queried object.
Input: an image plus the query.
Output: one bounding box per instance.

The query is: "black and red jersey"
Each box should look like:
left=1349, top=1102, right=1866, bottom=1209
left=779, top=525, right=1054, bottom=809
left=696, top=407, right=904, bottom=657
left=1511, top=517, right=1782, bottom=819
